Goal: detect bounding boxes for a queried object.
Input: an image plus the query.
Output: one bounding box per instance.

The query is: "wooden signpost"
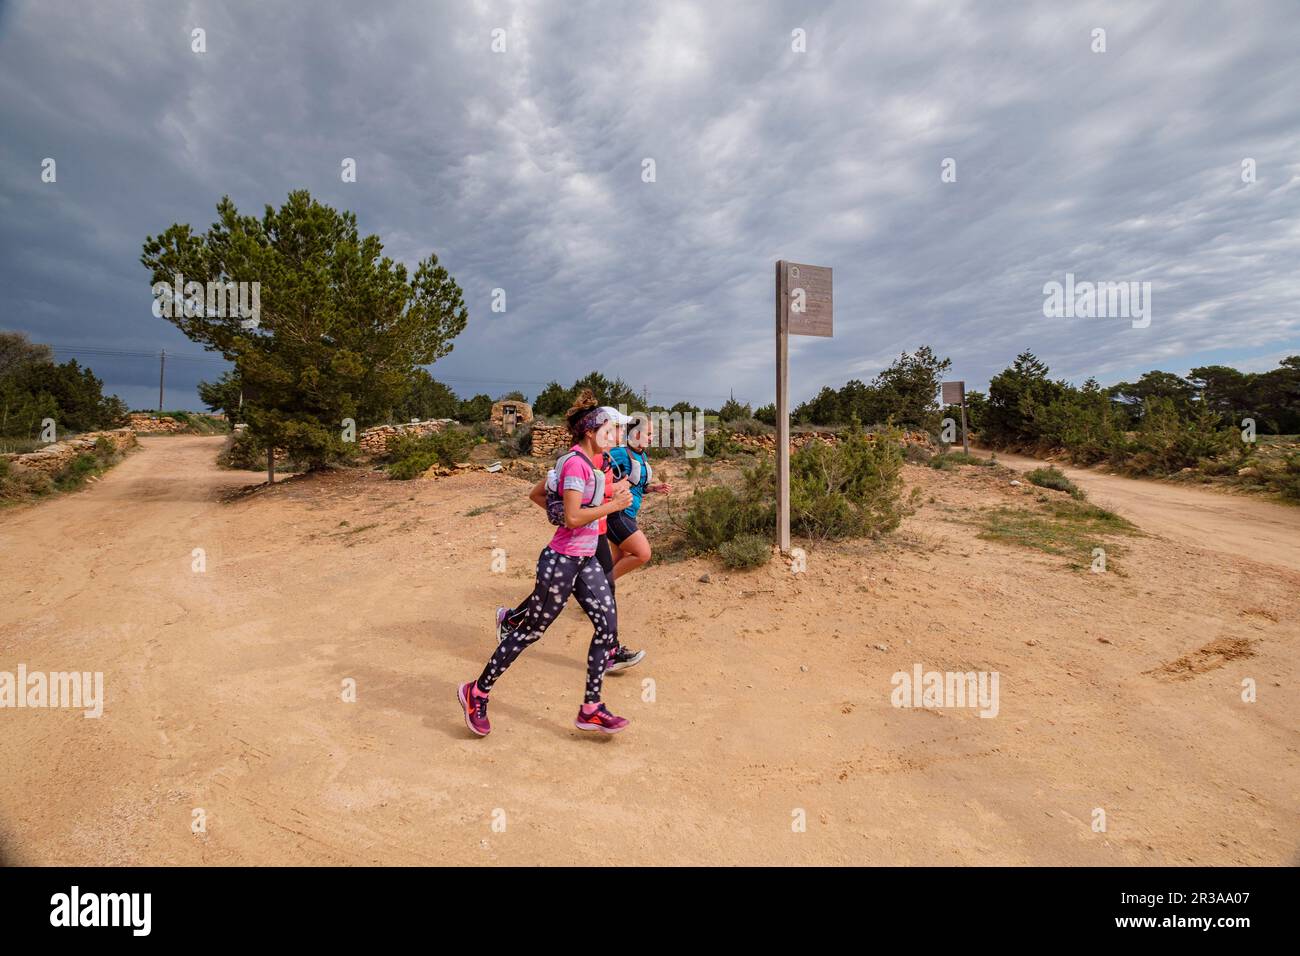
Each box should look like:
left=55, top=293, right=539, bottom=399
left=775, top=260, right=833, bottom=553
left=942, top=380, right=969, bottom=454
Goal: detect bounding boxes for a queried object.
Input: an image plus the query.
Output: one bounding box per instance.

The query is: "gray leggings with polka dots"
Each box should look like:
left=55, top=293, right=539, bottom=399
left=476, top=547, right=618, bottom=703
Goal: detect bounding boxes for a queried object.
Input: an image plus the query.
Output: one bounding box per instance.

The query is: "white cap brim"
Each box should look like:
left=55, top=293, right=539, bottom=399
left=597, top=406, right=635, bottom=425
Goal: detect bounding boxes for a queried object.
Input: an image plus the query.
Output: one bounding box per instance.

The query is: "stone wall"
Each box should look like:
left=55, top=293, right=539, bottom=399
left=359, top=419, right=456, bottom=457
left=128, top=413, right=187, bottom=434
left=729, top=429, right=931, bottom=453
left=1, top=428, right=138, bottom=476
left=530, top=423, right=571, bottom=458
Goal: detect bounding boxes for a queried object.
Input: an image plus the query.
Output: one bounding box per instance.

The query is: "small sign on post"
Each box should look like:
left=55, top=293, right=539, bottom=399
left=775, top=260, right=833, bottom=553
left=941, top=380, right=968, bottom=455
left=784, top=262, right=833, bottom=337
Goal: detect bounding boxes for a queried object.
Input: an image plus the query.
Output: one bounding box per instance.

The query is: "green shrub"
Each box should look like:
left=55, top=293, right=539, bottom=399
left=497, top=423, right=532, bottom=459
left=218, top=429, right=265, bottom=470
left=718, top=397, right=752, bottom=422
left=151, top=410, right=228, bottom=435
left=53, top=453, right=101, bottom=491
left=0, top=458, right=53, bottom=500
left=92, top=436, right=118, bottom=461
left=389, top=429, right=471, bottom=464
left=704, top=429, right=743, bottom=459
left=682, top=482, right=774, bottom=552
left=1119, top=398, right=1233, bottom=475
left=903, top=443, right=933, bottom=464
left=682, top=429, right=908, bottom=550
left=1030, top=388, right=1127, bottom=464
left=387, top=427, right=475, bottom=479
left=28, top=471, right=53, bottom=496
left=1197, top=455, right=1246, bottom=478
left=718, top=534, right=772, bottom=570
left=727, top=418, right=774, bottom=437
left=685, top=457, right=712, bottom=480
left=1026, top=465, right=1084, bottom=499
left=788, top=428, right=906, bottom=540
left=433, top=427, right=476, bottom=464
left=388, top=452, right=439, bottom=480
left=1263, top=453, right=1300, bottom=500
left=929, top=450, right=989, bottom=470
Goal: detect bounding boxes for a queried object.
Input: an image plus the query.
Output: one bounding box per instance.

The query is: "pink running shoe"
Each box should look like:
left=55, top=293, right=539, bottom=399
left=458, top=681, right=491, bottom=737
left=574, top=702, right=629, bottom=734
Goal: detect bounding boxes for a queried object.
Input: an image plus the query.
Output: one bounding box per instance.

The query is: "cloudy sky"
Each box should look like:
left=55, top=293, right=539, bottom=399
left=2, top=0, right=1298, bottom=412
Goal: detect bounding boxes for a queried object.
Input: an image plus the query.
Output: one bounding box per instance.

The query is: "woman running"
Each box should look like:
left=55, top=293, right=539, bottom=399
left=459, top=391, right=634, bottom=737
left=606, top=415, right=671, bottom=581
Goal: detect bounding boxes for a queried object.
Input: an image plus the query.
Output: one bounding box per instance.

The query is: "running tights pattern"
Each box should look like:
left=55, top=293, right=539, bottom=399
left=478, top=547, right=618, bottom=703
left=502, top=534, right=614, bottom=632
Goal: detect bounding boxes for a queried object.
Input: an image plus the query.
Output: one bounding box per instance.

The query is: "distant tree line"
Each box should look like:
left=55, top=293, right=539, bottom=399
left=978, top=351, right=1300, bottom=456
left=0, top=332, right=127, bottom=439
left=770, top=347, right=1298, bottom=441
left=789, top=347, right=951, bottom=430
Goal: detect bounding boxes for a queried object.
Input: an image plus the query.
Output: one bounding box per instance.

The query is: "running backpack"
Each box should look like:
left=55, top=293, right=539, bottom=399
left=609, top=447, right=651, bottom=490
left=544, top=449, right=605, bottom=527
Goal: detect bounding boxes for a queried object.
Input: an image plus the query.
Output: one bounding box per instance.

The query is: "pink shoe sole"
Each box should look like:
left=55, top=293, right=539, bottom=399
left=574, top=717, right=629, bottom=734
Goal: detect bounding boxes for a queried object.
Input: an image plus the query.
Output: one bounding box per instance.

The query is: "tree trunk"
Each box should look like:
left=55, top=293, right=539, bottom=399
left=267, top=447, right=275, bottom=484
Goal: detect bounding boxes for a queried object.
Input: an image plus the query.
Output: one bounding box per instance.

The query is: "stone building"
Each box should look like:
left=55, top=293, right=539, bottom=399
left=490, top=399, right=533, bottom=433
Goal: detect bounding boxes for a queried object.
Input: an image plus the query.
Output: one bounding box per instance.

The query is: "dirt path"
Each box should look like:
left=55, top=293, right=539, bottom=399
left=1, top=436, right=1296, bottom=865
left=977, top=448, right=1300, bottom=573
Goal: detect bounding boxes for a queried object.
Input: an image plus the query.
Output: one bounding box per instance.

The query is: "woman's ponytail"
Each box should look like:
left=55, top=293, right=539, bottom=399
left=565, top=389, right=600, bottom=442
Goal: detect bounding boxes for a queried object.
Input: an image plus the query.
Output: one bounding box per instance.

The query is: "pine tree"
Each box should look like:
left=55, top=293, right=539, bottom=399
left=142, top=190, right=468, bottom=469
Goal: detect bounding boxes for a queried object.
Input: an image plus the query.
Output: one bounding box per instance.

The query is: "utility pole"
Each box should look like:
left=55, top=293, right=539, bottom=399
left=158, top=350, right=165, bottom=412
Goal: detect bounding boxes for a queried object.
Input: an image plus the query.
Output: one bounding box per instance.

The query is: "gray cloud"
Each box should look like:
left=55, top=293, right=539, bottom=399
left=1, top=0, right=1298, bottom=412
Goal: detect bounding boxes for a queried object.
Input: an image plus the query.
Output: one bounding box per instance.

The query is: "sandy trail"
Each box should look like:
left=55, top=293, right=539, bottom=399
left=978, top=449, right=1300, bottom=573
left=0, top=436, right=1296, bottom=865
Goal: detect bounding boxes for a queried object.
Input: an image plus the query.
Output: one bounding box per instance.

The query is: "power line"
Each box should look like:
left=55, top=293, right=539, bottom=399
left=48, top=346, right=227, bottom=364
